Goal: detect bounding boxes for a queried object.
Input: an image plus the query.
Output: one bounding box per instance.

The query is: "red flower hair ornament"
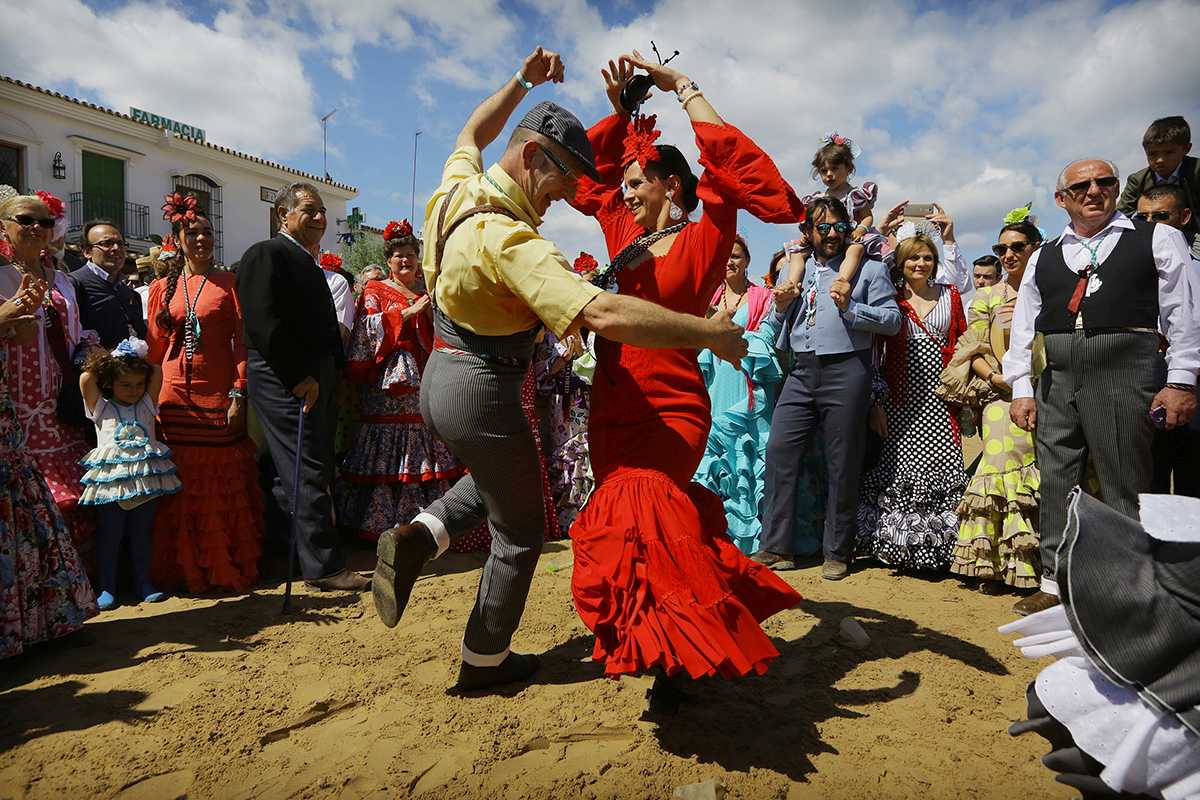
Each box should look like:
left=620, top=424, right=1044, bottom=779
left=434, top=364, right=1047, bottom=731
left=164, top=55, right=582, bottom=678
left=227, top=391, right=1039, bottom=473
left=573, top=252, right=599, bottom=274
left=161, top=192, right=199, bottom=224
left=382, top=219, right=414, bottom=241
left=319, top=251, right=343, bottom=271
left=622, top=114, right=662, bottom=170
left=34, top=190, right=65, bottom=220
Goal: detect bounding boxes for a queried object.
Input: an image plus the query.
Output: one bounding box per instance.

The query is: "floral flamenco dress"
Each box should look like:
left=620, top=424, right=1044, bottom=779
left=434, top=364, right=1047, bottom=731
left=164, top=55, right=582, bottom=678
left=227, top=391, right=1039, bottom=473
left=147, top=270, right=263, bottom=593
left=336, top=280, right=464, bottom=541
left=950, top=283, right=1040, bottom=587
left=568, top=113, right=803, bottom=680
left=0, top=345, right=95, bottom=659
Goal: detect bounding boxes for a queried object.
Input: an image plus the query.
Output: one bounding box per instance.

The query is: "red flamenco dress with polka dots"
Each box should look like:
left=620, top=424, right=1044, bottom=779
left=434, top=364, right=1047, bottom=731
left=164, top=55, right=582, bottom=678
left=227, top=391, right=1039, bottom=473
left=5, top=275, right=94, bottom=557
left=147, top=270, right=263, bottom=593
left=568, top=114, right=804, bottom=679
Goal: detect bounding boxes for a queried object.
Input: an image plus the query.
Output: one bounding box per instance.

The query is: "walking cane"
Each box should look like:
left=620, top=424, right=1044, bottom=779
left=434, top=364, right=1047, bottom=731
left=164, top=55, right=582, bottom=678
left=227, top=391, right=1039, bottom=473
left=282, top=398, right=306, bottom=614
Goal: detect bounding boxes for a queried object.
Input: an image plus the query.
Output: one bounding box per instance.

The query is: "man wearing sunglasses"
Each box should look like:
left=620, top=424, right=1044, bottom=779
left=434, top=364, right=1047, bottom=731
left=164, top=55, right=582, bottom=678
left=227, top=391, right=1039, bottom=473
left=754, top=195, right=901, bottom=581
left=1003, top=158, right=1199, bottom=615
left=1135, top=184, right=1200, bottom=498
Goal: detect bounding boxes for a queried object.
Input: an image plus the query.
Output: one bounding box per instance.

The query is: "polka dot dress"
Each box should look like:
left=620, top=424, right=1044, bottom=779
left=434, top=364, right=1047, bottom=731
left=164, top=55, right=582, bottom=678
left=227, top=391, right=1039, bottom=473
left=856, top=287, right=967, bottom=573
left=4, top=290, right=93, bottom=549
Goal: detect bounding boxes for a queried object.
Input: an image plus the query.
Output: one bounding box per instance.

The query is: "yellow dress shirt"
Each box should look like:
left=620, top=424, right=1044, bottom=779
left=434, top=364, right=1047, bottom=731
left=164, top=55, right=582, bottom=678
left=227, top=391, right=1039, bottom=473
left=422, top=146, right=601, bottom=338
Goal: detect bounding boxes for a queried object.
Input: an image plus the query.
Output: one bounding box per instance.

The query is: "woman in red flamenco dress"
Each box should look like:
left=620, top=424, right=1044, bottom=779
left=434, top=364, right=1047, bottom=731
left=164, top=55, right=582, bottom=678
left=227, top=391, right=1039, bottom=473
left=569, top=53, right=804, bottom=712
left=147, top=200, right=263, bottom=593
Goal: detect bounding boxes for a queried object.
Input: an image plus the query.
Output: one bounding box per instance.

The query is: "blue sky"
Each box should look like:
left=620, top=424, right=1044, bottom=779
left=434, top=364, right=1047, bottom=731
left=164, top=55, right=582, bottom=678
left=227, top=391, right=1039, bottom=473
left=4, top=0, right=1198, bottom=277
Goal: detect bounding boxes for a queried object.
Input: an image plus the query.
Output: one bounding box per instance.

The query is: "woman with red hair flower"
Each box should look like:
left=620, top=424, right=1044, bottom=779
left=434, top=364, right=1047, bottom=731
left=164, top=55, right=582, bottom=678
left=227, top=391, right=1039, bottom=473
left=567, top=53, right=804, bottom=712
left=147, top=194, right=263, bottom=593
left=335, top=220, right=464, bottom=541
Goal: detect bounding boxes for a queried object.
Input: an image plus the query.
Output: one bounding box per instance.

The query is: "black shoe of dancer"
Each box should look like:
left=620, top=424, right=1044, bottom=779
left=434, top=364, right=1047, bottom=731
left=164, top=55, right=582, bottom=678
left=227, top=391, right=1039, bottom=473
left=645, top=671, right=690, bottom=716
left=372, top=522, right=436, bottom=628
left=454, top=652, right=541, bottom=692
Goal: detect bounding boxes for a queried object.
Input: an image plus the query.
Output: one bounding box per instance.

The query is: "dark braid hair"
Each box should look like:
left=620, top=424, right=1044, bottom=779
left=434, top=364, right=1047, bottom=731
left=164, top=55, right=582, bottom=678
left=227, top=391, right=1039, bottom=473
left=155, top=208, right=211, bottom=334
left=81, top=347, right=153, bottom=400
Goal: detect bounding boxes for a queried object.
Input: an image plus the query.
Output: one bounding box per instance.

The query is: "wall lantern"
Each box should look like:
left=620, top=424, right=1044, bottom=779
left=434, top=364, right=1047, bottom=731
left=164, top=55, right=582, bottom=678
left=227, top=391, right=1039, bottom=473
left=52, top=151, right=66, bottom=180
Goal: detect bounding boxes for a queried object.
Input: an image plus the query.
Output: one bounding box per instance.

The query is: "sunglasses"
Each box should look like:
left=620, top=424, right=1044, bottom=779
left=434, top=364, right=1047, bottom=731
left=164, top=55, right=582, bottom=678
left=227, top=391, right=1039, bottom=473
left=538, top=144, right=573, bottom=178
left=1061, top=176, right=1119, bottom=196
left=3, top=214, right=55, bottom=230
left=1132, top=210, right=1173, bottom=223
left=815, top=221, right=854, bottom=235
left=991, top=241, right=1032, bottom=257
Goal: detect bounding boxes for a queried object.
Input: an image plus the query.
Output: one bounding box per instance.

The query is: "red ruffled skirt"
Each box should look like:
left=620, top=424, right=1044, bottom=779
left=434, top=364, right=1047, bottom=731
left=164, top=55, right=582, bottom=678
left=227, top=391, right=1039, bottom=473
left=570, top=468, right=801, bottom=679
left=151, top=438, right=263, bottom=593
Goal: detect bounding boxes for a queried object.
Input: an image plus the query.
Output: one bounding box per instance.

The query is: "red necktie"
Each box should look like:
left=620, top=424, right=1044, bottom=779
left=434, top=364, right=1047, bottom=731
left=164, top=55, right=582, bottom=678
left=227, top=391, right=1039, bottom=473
left=1066, top=266, right=1091, bottom=315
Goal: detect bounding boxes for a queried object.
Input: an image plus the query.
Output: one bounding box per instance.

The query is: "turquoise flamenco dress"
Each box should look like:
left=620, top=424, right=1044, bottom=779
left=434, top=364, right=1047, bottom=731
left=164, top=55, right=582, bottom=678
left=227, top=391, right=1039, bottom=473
left=693, top=293, right=825, bottom=555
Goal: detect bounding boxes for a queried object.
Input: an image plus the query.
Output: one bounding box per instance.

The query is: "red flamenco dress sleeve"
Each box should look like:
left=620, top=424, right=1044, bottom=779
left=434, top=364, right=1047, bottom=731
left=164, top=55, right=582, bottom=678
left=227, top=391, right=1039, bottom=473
left=570, top=113, right=645, bottom=258
left=228, top=276, right=249, bottom=393
left=682, top=122, right=805, bottom=299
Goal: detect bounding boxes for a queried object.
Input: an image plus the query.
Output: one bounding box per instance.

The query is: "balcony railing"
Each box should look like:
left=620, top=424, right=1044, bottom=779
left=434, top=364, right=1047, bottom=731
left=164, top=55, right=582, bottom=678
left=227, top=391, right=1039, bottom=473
left=68, top=193, right=150, bottom=241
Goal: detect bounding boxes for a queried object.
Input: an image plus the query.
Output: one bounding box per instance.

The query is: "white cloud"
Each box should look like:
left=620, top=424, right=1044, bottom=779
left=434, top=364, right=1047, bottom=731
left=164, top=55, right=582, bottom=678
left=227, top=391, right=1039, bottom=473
left=0, top=0, right=323, bottom=158
left=527, top=0, right=1199, bottom=261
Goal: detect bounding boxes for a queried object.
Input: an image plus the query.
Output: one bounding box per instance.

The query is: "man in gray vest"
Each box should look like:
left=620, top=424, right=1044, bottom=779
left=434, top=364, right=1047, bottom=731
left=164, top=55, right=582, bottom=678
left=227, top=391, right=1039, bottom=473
left=1005, top=158, right=1198, bottom=616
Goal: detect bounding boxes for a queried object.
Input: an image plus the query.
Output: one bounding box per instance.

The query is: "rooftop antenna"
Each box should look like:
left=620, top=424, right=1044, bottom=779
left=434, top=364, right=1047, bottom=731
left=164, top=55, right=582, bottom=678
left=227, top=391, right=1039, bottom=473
left=320, top=108, right=338, bottom=180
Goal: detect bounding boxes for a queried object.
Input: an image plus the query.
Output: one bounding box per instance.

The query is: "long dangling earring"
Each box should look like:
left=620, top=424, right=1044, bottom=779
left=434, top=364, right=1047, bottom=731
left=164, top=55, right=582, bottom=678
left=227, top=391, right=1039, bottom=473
left=668, top=191, right=684, bottom=221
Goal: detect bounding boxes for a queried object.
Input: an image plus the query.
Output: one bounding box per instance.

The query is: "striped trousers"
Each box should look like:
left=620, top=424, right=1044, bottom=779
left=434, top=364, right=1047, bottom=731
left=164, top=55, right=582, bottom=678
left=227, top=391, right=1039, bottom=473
left=1035, top=330, right=1161, bottom=584
left=418, top=315, right=543, bottom=662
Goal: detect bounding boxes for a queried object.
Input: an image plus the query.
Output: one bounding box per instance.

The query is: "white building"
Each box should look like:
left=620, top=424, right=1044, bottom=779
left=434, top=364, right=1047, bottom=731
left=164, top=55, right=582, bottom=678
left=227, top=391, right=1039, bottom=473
left=0, top=75, right=357, bottom=267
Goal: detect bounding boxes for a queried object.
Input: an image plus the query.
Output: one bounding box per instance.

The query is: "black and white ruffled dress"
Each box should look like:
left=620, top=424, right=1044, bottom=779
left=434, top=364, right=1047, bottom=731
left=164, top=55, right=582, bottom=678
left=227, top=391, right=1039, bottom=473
left=856, top=286, right=966, bottom=572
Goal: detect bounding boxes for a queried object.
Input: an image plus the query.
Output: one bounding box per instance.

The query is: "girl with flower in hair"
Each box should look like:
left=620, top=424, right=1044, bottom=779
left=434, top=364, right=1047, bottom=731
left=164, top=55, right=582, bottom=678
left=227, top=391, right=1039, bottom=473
left=782, top=133, right=880, bottom=302
left=336, top=219, right=465, bottom=541
left=568, top=52, right=803, bottom=712
left=147, top=193, right=263, bottom=594
left=79, top=338, right=180, bottom=609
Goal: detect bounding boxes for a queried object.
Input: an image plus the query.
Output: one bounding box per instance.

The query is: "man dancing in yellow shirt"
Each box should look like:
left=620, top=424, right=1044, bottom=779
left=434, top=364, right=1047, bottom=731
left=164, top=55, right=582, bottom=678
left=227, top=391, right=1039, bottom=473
left=371, top=46, right=749, bottom=692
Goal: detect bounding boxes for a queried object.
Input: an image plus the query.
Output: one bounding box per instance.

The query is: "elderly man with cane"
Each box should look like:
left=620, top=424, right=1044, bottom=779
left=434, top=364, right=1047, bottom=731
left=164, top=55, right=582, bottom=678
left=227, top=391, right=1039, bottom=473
left=237, top=182, right=368, bottom=595
left=1004, top=158, right=1199, bottom=616
left=371, top=46, right=749, bottom=691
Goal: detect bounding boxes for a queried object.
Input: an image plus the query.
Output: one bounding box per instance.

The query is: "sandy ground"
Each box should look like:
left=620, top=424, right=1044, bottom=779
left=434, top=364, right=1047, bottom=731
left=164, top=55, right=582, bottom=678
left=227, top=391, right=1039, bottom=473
left=0, top=539, right=1073, bottom=800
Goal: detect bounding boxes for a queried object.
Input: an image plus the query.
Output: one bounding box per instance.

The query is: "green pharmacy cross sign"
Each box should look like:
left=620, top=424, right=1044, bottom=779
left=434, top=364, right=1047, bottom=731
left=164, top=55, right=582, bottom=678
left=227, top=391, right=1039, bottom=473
left=130, top=107, right=206, bottom=143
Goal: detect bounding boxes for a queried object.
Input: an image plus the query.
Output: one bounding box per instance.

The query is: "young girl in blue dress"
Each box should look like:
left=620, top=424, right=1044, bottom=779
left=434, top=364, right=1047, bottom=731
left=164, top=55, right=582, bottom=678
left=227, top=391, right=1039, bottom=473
left=79, top=338, right=181, bottom=609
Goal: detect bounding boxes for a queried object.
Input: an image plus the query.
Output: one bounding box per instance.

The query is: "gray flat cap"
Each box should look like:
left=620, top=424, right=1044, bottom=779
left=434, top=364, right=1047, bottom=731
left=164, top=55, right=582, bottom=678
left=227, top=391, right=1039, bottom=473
left=516, top=101, right=599, bottom=181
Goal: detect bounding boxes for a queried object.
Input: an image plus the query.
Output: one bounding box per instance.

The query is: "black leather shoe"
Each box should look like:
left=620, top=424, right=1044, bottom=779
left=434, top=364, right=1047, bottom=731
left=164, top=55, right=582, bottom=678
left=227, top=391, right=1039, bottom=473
left=372, top=523, right=436, bottom=628
left=454, top=652, right=540, bottom=692
left=304, top=568, right=370, bottom=592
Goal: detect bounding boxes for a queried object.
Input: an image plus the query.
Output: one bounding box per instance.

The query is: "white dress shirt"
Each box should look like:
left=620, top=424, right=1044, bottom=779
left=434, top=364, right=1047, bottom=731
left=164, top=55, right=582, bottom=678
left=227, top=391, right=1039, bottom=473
left=1003, top=212, right=1199, bottom=399
left=324, top=269, right=354, bottom=333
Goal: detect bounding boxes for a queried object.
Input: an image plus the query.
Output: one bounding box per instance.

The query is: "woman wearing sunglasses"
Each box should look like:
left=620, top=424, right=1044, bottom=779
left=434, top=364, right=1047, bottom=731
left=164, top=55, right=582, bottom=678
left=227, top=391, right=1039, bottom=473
left=949, top=212, right=1044, bottom=599
left=0, top=194, right=94, bottom=560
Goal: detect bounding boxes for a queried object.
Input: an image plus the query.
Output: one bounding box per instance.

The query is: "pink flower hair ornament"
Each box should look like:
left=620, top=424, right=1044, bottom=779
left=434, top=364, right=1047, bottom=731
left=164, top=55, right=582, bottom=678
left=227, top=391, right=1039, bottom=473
left=161, top=192, right=199, bottom=224
left=34, top=190, right=65, bottom=220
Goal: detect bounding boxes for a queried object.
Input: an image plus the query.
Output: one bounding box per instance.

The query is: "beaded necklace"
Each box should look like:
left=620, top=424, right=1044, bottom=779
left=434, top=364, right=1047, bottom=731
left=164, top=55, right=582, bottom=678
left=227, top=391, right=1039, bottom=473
left=592, top=221, right=688, bottom=292
left=180, top=266, right=210, bottom=361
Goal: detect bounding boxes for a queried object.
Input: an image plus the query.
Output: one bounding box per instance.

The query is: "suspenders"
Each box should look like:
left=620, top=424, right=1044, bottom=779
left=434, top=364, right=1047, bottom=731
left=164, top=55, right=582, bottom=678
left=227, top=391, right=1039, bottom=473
left=430, top=181, right=519, bottom=301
